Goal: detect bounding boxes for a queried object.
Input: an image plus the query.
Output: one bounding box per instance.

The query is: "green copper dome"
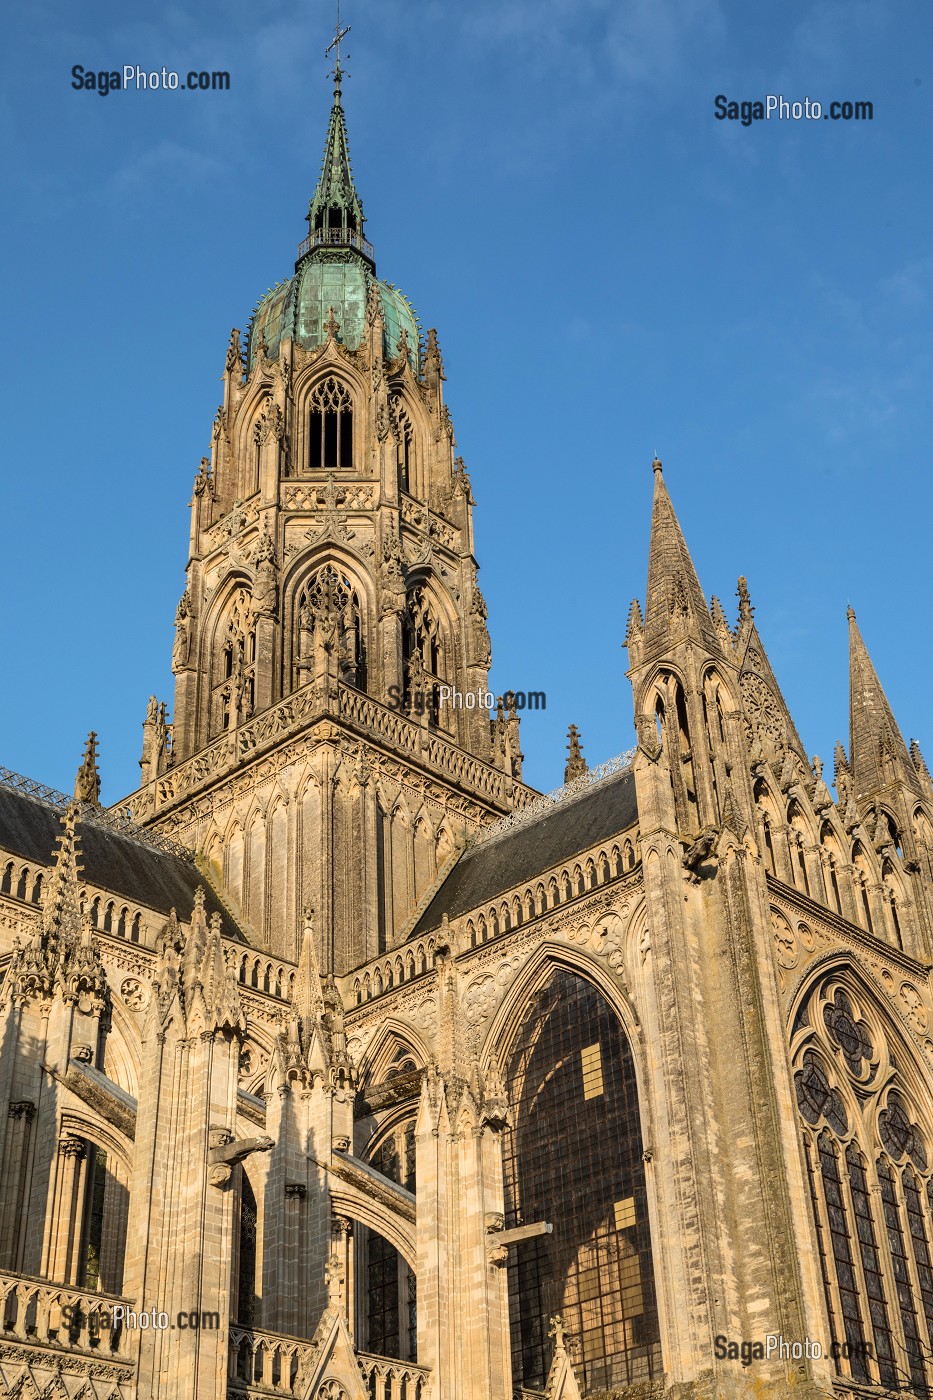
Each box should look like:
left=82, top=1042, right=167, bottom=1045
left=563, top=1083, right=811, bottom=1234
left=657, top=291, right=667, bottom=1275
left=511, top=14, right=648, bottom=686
left=245, top=71, right=420, bottom=374
left=246, top=263, right=419, bottom=372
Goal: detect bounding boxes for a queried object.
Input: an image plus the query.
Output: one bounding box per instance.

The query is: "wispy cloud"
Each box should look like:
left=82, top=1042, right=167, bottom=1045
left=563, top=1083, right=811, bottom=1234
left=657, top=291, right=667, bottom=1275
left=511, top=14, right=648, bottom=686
left=108, top=139, right=226, bottom=206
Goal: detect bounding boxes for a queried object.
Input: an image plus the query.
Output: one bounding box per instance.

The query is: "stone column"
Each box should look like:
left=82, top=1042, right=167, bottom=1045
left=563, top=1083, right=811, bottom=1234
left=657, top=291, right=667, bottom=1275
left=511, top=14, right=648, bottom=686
left=0, top=1101, right=35, bottom=1270
left=282, top=1181, right=307, bottom=1336
left=45, top=1134, right=87, bottom=1284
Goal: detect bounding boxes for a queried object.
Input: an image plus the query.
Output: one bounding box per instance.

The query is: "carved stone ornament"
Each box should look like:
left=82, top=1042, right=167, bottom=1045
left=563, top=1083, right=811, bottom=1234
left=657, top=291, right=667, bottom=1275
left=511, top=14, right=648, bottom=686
left=769, top=907, right=798, bottom=969
left=740, top=670, right=786, bottom=760
left=172, top=591, right=192, bottom=672
left=316, top=1383, right=348, bottom=1400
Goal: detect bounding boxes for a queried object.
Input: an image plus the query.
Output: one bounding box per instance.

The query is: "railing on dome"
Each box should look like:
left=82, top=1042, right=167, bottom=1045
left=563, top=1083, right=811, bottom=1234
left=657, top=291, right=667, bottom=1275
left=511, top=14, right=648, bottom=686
left=297, top=227, right=375, bottom=262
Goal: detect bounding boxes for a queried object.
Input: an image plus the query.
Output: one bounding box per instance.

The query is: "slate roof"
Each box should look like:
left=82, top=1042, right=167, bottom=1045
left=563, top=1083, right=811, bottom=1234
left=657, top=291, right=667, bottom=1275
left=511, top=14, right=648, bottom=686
left=412, top=766, right=639, bottom=936
left=0, top=782, right=243, bottom=935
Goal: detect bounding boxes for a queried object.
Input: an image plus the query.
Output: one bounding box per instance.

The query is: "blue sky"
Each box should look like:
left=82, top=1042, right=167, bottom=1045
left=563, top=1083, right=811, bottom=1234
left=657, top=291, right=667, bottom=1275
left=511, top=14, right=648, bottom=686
left=1, top=0, right=930, bottom=802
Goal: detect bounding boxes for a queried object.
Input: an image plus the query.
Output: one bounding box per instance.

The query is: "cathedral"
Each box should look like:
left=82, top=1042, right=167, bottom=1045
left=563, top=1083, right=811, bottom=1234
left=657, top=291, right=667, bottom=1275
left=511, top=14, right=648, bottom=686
left=3, top=43, right=933, bottom=1400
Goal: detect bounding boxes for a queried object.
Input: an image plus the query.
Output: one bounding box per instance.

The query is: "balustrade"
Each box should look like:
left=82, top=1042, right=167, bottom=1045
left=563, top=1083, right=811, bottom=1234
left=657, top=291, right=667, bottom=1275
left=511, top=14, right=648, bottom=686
left=0, top=1269, right=131, bottom=1359
left=357, top=1351, right=432, bottom=1400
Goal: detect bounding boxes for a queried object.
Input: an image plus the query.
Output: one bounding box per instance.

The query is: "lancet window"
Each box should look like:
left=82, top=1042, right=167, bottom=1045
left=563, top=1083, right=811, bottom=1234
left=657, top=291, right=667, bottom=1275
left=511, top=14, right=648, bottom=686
left=212, top=589, right=256, bottom=736
left=653, top=674, right=698, bottom=827
left=401, top=586, right=446, bottom=727
left=821, top=823, right=845, bottom=915
left=795, top=976, right=933, bottom=1393
left=294, top=563, right=365, bottom=691
left=396, top=407, right=414, bottom=495
left=853, top=845, right=875, bottom=935
left=307, top=377, right=353, bottom=472
left=235, top=1172, right=258, bottom=1327
left=48, top=1133, right=130, bottom=1294
left=362, top=1118, right=417, bottom=1361
left=501, top=969, right=661, bottom=1392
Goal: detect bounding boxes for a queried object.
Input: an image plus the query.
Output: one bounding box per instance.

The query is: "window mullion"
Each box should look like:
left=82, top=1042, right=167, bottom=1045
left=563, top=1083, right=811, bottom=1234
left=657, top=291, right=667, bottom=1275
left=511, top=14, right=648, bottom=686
left=874, top=1157, right=927, bottom=1391
left=803, top=1133, right=846, bottom=1367
left=844, top=1147, right=898, bottom=1389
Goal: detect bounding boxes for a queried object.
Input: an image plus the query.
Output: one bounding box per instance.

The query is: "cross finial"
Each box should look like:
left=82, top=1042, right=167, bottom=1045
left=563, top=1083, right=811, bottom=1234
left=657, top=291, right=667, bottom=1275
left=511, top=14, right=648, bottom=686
left=325, top=0, right=351, bottom=87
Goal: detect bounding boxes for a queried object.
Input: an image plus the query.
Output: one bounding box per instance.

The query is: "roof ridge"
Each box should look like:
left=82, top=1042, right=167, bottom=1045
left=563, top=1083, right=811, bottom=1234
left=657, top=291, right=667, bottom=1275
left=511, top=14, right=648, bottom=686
left=472, top=748, right=636, bottom=850
left=0, top=765, right=195, bottom=862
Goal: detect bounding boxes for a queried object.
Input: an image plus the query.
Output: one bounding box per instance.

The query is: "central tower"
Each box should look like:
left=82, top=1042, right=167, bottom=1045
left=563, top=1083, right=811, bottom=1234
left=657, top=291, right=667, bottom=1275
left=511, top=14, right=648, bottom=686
left=130, top=65, right=527, bottom=968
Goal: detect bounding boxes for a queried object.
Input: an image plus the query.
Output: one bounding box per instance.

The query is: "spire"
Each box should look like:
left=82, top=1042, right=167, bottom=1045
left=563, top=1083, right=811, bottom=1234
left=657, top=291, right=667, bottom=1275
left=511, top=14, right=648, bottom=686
left=644, top=458, right=717, bottom=653
left=847, top=606, right=918, bottom=800
left=4, top=804, right=89, bottom=1005
left=564, top=725, right=588, bottom=784
left=910, top=739, right=933, bottom=799
left=303, top=17, right=370, bottom=267
left=42, top=804, right=84, bottom=948
left=710, top=595, right=734, bottom=651
left=74, top=732, right=101, bottom=806
left=294, top=907, right=326, bottom=1024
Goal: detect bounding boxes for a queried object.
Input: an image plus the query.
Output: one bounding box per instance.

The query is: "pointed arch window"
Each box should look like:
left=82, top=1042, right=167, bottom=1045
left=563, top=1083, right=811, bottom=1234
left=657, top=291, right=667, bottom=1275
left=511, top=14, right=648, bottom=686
left=235, top=1171, right=258, bottom=1326
left=63, top=1138, right=130, bottom=1296
left=308, top=377, right=353, bottom=472
left=501, top=969, right=661, bottom=1392
left=877, top=1158, right=928, bottom=1391
left=294, top=563, right=365, bottom=691
left=250, top=407, right=265, bottom=494
left=402, top=585, right=447, bottom=727
left=853, top=846, right=875, bottom=935
left=212, top=588, right=256, bottom=736
left=797, top=979, right=933, bottom=1394
left=396, top=407, right=414, bottom=495
left=363, top=1119, right=417, bottom=1362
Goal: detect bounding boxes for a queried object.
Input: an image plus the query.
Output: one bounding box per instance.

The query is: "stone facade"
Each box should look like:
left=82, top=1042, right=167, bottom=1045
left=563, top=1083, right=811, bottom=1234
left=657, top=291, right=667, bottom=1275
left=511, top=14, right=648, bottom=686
left=1, top=58, right=933, bottom=1400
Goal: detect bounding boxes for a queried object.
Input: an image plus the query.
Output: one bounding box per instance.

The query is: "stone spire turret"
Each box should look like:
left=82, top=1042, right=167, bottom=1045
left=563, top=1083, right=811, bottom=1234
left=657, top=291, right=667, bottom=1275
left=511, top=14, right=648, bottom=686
left=643, top=458, right=718, bottom=655
left=564, top=724, right=588, bottom=783
left=847, top=606, right=919, bottom=802
left=304, top=47, right=370, bottom=266
left=74, top=731, right=101, bottom=806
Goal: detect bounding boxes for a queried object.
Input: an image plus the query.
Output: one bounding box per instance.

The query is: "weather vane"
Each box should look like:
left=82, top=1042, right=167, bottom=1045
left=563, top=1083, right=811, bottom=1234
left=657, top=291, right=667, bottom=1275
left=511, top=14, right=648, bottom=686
left=325, top=0, right=351, bottom=83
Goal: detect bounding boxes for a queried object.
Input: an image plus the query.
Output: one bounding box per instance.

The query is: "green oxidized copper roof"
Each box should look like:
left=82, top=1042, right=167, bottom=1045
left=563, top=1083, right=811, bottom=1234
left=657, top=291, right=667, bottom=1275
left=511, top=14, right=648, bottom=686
left=307, top=77, right=364, bottom=239
left=246, top=264, right=420, bottom=372
left=245, top=72, right=420, bottom=374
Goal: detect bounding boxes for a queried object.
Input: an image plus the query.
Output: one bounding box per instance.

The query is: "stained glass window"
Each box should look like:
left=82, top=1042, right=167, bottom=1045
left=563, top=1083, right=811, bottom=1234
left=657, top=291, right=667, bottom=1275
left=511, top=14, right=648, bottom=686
left=501, top=969, right=661, bottom=1392
left=798, top=982, right=933, bottom=1395
left=364, top=1118, right=417, bottom=1361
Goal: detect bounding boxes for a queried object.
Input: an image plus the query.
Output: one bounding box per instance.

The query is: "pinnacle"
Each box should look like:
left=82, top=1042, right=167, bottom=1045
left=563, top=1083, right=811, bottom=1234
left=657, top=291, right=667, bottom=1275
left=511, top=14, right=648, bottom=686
left=305, top=65, right=368, bottom=263
left=41, top=805, right=84, bottom=950
left=564, top=724, right=588, bottom=784
left=643, top=462, right=718, bottom=653
left=911, top=739, right=931, bottom=780
left=74, top=732, right=101, bottom=806
left=847, top=607, right=916, bottom=799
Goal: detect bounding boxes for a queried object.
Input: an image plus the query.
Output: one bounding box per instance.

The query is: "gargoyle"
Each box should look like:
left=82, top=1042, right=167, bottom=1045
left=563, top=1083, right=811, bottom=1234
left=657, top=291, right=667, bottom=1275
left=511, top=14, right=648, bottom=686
left=682, top=828, right=717, bottom=875
left=208, top=1133, right=274, bottom=1188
